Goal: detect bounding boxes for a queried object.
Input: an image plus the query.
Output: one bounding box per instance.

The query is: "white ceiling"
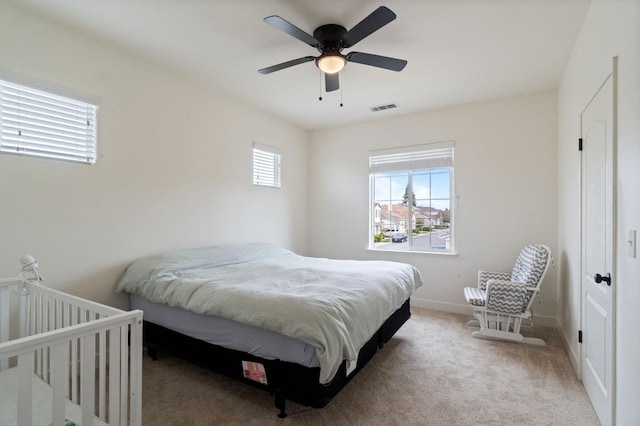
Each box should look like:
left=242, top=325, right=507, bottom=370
left=7, top=0, right=590, bottom=130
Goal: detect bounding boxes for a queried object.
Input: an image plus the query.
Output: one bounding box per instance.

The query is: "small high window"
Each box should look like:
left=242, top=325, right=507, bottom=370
left=252, top=142, right=281, bottom=188
left=0, top=79, right=97, bottom=164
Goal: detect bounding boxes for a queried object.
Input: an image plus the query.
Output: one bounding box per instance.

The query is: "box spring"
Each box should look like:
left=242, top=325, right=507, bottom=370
left=143, top=298, right=411, bottom=417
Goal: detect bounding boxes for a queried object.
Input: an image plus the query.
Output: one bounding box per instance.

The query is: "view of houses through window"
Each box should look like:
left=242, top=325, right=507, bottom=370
left=369, top=143, right=453, bottom=253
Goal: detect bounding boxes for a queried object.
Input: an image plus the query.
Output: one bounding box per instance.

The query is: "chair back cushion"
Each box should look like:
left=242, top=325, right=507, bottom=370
left=510, top=245, right=549, bottom=288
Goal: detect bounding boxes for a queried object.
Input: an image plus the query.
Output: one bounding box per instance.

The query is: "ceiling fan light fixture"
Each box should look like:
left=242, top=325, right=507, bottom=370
left=316, top=54, right=346, bottom=74
left=260, top=7, right=406, bottom=94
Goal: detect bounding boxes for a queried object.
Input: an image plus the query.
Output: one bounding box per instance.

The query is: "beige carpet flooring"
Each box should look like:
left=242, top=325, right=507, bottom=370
left=141, top=308, right=600, bottom=425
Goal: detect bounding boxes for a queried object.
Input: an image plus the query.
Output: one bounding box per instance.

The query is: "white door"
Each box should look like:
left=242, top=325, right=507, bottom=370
left=580, top=61, right=616, bottom=426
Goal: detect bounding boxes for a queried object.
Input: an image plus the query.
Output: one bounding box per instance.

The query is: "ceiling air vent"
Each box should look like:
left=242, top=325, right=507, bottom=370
left=370, top=102, right=399, bottom=112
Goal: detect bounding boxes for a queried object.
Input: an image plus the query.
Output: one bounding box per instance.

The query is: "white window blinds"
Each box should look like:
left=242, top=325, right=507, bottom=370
left=369, top=141, right=453, bottom=173
left=0, top=79, right=97, bottom=164
left=253, top=143, right=281, bottom=188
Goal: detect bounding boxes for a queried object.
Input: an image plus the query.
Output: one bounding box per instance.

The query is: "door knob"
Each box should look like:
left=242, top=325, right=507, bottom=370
left=594, top=273, right=612, bottom=286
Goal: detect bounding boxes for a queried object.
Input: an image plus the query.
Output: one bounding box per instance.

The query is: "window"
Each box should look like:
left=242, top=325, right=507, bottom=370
left=0, top=79, right=97, bottom=164
left=369, top=142, right=454, bottom=253
left=252, top=142, right=281, bottom=188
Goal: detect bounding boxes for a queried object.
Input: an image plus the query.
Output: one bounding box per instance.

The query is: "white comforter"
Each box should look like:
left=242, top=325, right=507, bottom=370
left=115, top=243, right=422, bottom=383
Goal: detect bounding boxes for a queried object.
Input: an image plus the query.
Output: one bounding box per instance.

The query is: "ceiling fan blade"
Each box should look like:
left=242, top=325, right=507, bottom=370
left=258, top=56, right=315, bottom=74
left=264, top=15, right=321, bottom=47
left=341, top=6, right=396, bottom=48
left=346, top=52, right=407, bottom=71
left=325, top=73, right=339, bottom=92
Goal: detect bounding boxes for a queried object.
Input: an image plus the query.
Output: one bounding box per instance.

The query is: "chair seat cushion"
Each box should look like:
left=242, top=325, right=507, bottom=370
left=464, top=287, right=486, bottom=306
left=486, top=281, right=528, bottom=314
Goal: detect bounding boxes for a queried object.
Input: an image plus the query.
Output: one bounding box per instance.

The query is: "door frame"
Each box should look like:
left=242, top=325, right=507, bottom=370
left=578, top=55, right=617, bottom=425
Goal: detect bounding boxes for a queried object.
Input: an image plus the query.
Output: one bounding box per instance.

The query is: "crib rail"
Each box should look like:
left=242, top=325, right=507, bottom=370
left=0, top=279, right=143, bottom=425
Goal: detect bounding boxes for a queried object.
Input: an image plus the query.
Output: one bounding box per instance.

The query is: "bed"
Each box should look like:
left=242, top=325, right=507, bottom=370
left=0, top=256, right=143, bottom=425
left=115, top=243, right=422, bottom=417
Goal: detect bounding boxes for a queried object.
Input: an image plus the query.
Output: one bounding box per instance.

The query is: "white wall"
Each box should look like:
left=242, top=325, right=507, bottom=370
left=557, top=0, right=640, bottom=423
left=0, top=3, right=309, bottom=309
left=308, top=91, right=558, bottom=324
left=5, top=2, right=637, bottom=421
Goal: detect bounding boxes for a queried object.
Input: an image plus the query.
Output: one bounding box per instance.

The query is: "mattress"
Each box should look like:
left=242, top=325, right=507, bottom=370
left=0, top=367, right=107, bottom=426
left=131, top=294, right=320, bottom=367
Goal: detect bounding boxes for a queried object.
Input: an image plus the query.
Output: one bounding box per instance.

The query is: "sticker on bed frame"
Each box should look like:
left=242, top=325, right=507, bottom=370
left=242, top=361, right=268, bottom=385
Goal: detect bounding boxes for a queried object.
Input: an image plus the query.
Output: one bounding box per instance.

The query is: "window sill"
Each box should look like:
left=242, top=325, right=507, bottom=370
left=365, top=248, right=458, bottom=256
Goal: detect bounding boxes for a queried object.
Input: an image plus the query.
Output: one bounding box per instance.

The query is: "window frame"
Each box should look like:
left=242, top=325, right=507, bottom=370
left=252, top=142, right=282, bottom=188
left=369, top=142, right=455, bottom=254
left=0, top=79, right=97, bottom=164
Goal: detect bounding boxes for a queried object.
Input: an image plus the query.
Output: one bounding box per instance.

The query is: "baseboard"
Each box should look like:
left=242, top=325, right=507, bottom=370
left=556, top=318, right=581, bottom=378
left=410, top=297, right=558, bottom=328
left=411, top=297, right=470, bottom=315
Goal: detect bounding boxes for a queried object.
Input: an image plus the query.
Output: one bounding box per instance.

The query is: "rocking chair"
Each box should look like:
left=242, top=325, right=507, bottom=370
left=463, top=244, right=552, bottom=345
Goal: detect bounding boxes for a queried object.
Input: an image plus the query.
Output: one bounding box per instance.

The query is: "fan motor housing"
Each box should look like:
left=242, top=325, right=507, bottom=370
left=313, top=24, right=347, bottom=52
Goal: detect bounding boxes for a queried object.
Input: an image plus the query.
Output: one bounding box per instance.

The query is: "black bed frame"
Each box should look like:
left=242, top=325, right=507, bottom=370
left=143, top=299, right=411, bottom=418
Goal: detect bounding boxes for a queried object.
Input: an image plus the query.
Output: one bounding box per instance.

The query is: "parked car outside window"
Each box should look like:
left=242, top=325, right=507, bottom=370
left=391, top=232, right=408, bottom=243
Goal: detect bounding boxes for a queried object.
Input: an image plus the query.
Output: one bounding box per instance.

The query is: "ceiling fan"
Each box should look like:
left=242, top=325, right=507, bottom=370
left=258, top=6, right=407, bottom=93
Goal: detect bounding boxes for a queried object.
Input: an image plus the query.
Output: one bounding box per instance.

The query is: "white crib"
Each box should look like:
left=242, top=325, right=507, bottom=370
left=0, top=257, right=143, bottom=425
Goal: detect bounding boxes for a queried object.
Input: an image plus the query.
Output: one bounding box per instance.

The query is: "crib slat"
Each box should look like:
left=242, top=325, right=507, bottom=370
left=109, top=327, right=122, bottom=426
left=25, top=289, right=35, bottom=338
left=17, top=351, right=34, bottom=426
left=81, top=334, right=96, bottom=426
left=120, top=325, right=129, bottom=426
left=31, top=292, right=35, bottom=336
left=130, top=317, right=143, bottom=425
left=99, top=329, right=106, bottom=420
left=18, top=287, right=25, bottom=338
left=63, top=301, right=71, bottom=400
left=0, top=287, right=9, bottom=370
left=43, top=296, right=53, bottom=382
left=51, top=342, right=68, bottom=425
left=56, top=299, right=62, bottom=330
left=71, top=306, right=78, bottom=402
left=35, top=293, right=43, bottom=378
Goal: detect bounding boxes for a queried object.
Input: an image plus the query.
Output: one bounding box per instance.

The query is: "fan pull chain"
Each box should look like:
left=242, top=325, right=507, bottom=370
left=318, top=71, right=323, bottom=101
left=340, top=74, right=343, bottom=107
